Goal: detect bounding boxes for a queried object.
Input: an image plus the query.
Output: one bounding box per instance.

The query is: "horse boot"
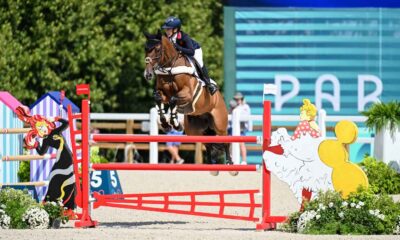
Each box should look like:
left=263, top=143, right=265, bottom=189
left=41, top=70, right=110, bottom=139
left=201, top=66, right=218, bottom=95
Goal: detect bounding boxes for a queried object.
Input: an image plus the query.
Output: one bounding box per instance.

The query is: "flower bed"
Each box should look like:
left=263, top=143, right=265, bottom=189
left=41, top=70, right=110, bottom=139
left=0, top=188, right=69, bottom=229
left=284, top=189, right=400, bottom=235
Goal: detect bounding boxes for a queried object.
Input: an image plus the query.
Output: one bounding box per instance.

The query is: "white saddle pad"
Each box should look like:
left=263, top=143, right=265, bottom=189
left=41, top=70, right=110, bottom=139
left=154, top=58, right=216, bottom=86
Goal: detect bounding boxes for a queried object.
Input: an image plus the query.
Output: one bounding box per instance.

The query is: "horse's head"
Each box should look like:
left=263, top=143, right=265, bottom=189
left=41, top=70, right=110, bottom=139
left=144, top=30, right=178, bottom=81
left=144, top=30, right=162, bottom=81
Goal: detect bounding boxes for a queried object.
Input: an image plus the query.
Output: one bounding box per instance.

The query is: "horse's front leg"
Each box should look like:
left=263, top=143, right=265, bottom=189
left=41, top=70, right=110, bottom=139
left=169, top=96, right=183, bottom=131
left=154, top=90, right=171, bottom=132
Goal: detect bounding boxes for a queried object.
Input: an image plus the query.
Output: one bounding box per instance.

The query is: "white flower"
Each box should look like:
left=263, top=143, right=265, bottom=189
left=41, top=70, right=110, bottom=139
left=358, top=201, right=364, bottom=206
left=395, top=225, right=400, bottom=235
left=22, top=207, right=49, bottom=229
left=328, top=202, right=334, bottom=208
left=350, top=202, right=356, bottom=208
left=338, top=212, right=344, bottom=219
left=318, top=203, right=326, bottom=210
left=378, top=214, right=385, bottom=220
left=342, top=201, right=348, bottom=207
left=316, top=214, right=321, bottom=220
left=369, top=210, right=374, bottom=215
left=297, top=210, right=317, bottom=233
left=0, top=204, right=5, bottom=209
left=356, top=204, right=361, bottom=209
left=0, top=211, right=10, bottom=229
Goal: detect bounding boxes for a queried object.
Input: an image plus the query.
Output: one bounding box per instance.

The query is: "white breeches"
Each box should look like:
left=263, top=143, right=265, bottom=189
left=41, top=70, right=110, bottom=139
left=194, top=48, right=204, bottom=68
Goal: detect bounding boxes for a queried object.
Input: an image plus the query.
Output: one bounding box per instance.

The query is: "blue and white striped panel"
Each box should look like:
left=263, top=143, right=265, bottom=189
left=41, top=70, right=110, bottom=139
left=232, top=8, right=400, bottom=163
left=0, top=103, right=22, bottom=184
left=235, top=8, right=400, bottom=116
left=30, top=96, right=73, bottom=201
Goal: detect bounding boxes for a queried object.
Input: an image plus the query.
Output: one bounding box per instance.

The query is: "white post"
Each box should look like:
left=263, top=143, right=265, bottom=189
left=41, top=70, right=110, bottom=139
left=318, top=109, right=327, bottom=138
left=232, top=108, right=241, bottom=164
left=149, top=108, right=158, bottom=164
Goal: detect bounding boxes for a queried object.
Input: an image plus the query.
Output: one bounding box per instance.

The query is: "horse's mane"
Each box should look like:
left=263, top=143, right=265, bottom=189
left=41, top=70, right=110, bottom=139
left=144, top=30, right=162, bottom=51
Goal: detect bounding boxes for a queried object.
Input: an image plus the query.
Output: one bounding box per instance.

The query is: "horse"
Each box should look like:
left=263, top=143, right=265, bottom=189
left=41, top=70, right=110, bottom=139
left=143, top=30, right=233, bottom=166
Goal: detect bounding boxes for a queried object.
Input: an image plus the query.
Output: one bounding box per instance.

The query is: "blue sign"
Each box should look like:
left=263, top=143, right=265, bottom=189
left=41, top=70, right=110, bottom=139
left=90, top=170, right=123, bottom=195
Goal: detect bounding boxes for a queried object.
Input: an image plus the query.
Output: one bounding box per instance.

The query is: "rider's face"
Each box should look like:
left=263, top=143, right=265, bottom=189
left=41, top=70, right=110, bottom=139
left=165, top=28, right=176, bottom=38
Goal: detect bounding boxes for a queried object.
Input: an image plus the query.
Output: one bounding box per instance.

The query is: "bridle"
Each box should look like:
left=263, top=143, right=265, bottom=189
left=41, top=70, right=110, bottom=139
left=145, top=39, right=180, bottom=73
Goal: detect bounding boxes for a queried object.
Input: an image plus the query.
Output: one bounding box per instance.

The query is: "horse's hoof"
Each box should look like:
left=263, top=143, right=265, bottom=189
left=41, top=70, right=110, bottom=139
left=162, top=125, right=172, bottom=132
left=174, top=124, right=183, bottom=132
left=209, top=171, right=219, bottom=176
left=229, top=171, right=239, bottom=176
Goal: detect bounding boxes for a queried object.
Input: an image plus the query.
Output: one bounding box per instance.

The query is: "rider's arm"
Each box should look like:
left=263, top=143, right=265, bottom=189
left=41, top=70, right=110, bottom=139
left=175, top=35, right=195, bottom=57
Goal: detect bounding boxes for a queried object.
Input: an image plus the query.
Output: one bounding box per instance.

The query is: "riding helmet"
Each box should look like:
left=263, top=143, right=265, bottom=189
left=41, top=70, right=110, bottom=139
left=162, top=16, right=182, bottom=29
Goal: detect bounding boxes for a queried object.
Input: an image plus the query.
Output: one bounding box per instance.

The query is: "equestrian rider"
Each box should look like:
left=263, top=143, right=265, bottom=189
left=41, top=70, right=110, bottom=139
left=161, top=16, right=218, bottom=95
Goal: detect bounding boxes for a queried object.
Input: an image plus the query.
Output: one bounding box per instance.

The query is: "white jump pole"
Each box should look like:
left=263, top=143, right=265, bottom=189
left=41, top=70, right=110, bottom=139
left=232, top=108, right=241, bottom=164
left=149, top=107, right=158, bottom=164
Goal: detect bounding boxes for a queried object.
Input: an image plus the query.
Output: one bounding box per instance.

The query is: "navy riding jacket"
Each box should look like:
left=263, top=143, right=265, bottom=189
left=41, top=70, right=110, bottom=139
left=174, top=31, right=200, bottom=57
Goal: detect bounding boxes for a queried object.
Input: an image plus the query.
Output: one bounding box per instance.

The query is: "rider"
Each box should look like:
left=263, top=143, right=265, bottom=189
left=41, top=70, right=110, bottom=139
left=161, top=16, right=218, bottom=95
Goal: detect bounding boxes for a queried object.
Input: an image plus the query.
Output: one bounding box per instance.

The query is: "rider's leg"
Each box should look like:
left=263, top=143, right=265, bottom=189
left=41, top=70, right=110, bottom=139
left=194, top=48, right=218, bottom=95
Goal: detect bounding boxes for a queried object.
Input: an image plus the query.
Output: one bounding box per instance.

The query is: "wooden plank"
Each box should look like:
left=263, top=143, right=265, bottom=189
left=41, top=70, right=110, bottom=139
left=126, top=120, right=134, bottom=163
left=195, top=143, right=203, bottom=164
left=0, top=181, right=48, bottom=187
left=0, top=128, right=30, bottom=134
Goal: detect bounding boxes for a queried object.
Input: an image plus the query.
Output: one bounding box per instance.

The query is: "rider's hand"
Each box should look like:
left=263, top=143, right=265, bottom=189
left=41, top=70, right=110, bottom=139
left=174, top=43, right=182, bottom=52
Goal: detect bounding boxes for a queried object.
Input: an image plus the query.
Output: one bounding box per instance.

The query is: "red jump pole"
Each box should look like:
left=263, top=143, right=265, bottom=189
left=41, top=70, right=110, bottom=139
left=92, top=163, right=258, bottom=172
left=74, top=86, right=98, bottom=228
left=256, top=101, right=287, bottom=230
left=92, top=134, right=259, bottom=143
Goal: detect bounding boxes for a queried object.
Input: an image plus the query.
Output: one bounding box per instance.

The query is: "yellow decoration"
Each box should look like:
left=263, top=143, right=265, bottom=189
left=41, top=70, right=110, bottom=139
left=318, top=120, right=368, bottom=198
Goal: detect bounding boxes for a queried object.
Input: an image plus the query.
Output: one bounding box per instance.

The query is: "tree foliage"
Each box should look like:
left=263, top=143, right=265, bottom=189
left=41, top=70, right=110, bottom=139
left=0, top=0, right=223, bottom=112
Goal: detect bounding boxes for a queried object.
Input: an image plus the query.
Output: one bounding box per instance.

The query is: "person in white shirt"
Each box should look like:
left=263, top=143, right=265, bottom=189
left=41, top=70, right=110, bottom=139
left=231, top=92, right=251, bottom=164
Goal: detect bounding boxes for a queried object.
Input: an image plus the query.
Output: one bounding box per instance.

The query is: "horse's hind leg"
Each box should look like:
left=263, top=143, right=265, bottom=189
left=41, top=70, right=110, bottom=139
left=224, top=143, right=233, bottom=164
left=209, top=95, right=232, bottom=164
left=154, top=90, right=171, bottom=132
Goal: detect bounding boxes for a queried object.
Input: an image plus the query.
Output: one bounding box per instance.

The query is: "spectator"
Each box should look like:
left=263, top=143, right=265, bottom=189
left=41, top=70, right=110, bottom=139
left=231, top=92, right=251, bottom=165
left=166, top=129, right=185, bottom=164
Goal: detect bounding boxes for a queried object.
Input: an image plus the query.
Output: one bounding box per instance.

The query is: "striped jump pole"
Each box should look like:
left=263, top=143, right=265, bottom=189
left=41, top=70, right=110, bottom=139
left=0, top=128, right=30, bottom=134
left=68, top=84, right=286, bottom=230
left=2, top=154, right=57, bottom=162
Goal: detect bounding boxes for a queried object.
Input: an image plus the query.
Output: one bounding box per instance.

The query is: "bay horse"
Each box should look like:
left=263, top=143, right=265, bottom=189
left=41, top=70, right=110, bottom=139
left=143, top=31, right=233, bottom=167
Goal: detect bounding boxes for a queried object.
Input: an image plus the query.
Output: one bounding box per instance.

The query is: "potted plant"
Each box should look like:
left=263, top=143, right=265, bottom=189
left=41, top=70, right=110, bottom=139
left=43, top=200, right=69, bottom=229
left=362, top=101, right=400, bottom=171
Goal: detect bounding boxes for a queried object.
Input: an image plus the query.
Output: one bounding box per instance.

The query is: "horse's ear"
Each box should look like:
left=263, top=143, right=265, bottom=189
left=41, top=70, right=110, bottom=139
left=157, top=29, right=162, bottom=39
left=143, top=31, right=150, bottom=39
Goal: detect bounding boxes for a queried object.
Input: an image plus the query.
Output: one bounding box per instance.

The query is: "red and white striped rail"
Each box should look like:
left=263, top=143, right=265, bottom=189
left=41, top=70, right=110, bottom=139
left=68, top=84, right=286, bottom=230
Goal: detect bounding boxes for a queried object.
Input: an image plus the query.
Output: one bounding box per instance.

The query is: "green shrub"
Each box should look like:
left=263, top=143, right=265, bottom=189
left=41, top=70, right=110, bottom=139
left=90, top=146, right=108, bottom=163
left=284, top=188, right=400, bottom=235
left=362, top=101, right=400, bottom=137
left=359, top=156, right=400, bottom=194
left=0, top=188, right=39, bottom=229
left=17, top=161, right=30, bottom=182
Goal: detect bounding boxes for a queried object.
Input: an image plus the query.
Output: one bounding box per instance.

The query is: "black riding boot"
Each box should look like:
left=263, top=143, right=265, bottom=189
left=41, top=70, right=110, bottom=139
left=201, top=66, right=218, bottom=95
